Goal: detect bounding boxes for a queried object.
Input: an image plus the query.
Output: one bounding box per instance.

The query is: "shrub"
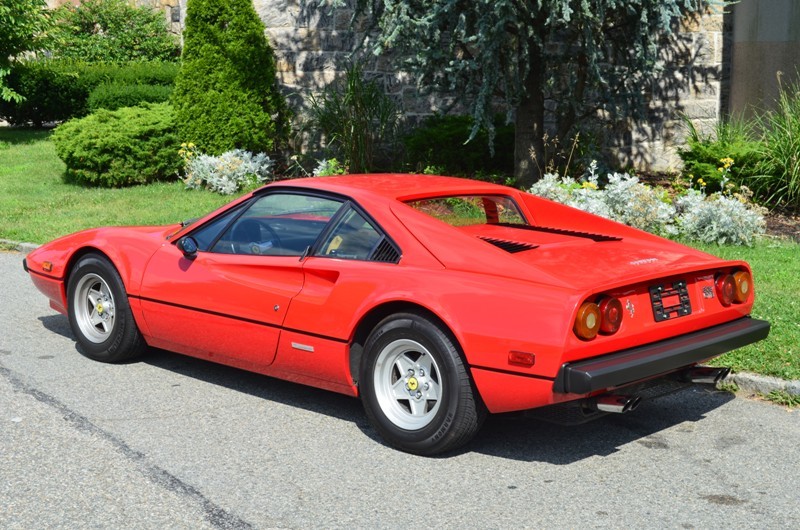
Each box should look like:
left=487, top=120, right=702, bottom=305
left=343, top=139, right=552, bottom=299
left=529, top=169, right=766, bottom=245
left=88, top=82, right=172, bottom=112
left=49, top=0, right=179, bottom=63
left=403, top=114, right=514, bottom=176
left=52, top=102, right=180, bottom=187
left=0, top=60, right=179, bottom=125
left=675, top=189, right=767, bottom=246
left=307, top=62, right=399, bottom=172
left=313, top=158, right=347, bottom=176
left=0, top=61, right=87, bottom=125
left=172, top=0, right=288, bottom=155
left=678, top=116, right=764, bottom=193
left=182, top=147, right=273, bottom=195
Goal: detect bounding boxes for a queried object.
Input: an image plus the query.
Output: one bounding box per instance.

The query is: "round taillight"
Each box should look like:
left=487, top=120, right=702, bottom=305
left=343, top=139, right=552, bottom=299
left=599, top=297, right=623, bottom=335
left=732, top=270, right=751, bottom=303
left=715, top=274, right=735, bottom=306
left=574, top=302, right=601, bottom=340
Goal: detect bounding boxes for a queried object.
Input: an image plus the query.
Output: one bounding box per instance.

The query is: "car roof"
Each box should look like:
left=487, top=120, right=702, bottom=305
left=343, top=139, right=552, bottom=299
left=269, top=174, right=518, bottom=203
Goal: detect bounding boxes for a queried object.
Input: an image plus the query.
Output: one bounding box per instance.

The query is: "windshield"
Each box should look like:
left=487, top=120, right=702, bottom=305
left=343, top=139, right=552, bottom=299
left=405, top=195, right=527, bottom=227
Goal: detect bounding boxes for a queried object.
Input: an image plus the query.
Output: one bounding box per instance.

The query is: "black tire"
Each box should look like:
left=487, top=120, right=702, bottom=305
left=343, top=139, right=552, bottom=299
left=359, top=312, right=485, bottom=455
left=66, top=253, right=145, bottom=362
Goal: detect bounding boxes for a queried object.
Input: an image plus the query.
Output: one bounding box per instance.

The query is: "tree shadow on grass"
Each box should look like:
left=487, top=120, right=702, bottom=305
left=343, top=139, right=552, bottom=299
left=0, top=127, right=52, bottom=146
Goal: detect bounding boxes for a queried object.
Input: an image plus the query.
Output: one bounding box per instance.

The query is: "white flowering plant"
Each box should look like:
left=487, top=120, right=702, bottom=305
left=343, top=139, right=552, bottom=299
left=181, top=146, right=273, bottom=195
left=529, top=161, right=766, bottom=246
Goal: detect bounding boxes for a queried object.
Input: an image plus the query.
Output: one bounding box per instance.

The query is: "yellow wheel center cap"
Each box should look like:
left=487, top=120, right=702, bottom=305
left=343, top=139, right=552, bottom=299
left=406, top=377, right=419, bottom=391
left=96, top=303, right=104, bottom=315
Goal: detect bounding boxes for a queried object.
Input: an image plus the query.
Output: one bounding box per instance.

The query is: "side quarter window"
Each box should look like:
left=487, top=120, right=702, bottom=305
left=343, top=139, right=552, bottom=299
left=316, top=207, right=397, bottom=262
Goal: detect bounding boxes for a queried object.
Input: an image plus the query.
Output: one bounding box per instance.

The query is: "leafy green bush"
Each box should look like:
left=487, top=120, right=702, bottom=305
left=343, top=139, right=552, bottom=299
left=172, top=0, right=288, bottom=155
left=49, top=0, right=179, bottom=63
left=404, top=114, right=514, bottom=176
left=753, top=77, right=800, bottom=208
left=678, top=116, right=764, bottom=193
left=0, top=60, right=179, bottom=125
left=52, top=102, right=180, bottom=187
left=88, top=82, right=172, bottom=112
left=307, top=62, right=399, bottom=172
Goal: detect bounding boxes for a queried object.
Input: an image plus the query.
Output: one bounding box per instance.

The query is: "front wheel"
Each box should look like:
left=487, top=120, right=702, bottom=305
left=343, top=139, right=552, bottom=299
left=67, top=253, right=145, bottom=362
left=360, top=313, right=485, bottom=455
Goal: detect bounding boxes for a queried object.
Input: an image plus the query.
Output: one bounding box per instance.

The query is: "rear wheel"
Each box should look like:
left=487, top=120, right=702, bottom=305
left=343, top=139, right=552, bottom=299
left=360, top=312, right=485, bottom=455
left=67, top=254, right=145, bottom=362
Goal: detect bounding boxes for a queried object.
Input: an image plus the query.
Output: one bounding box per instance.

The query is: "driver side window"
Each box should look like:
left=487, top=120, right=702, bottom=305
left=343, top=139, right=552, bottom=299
left=210, top=193, right=342, bottom=256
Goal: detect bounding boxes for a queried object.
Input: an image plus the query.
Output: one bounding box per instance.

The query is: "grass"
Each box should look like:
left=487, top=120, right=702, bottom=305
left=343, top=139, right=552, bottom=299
left=0, top=129, right=230, bottom=243
left=1, top=127, right=798, bottom=381
left=692, top=240, right=800, bottom=380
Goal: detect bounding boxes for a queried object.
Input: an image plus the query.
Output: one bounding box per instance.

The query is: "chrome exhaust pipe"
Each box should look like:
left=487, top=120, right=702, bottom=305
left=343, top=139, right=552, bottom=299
left=591, top=395, right=642, bottom=414
left=684, top=366, right=731, bottom=385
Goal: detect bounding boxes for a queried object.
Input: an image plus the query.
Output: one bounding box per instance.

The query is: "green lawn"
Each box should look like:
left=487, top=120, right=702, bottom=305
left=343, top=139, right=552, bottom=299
left=0, top=129, right=230, bottom=243
left=1, top=128, right=797, bottom=380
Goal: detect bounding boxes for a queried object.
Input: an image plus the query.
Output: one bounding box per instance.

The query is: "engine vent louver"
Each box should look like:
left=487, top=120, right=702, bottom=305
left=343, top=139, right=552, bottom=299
left=497, top=223, right=622, bottom=242
left=371, top=238, right=401, bottom=263
left=479, top=237, right=539, bottom=254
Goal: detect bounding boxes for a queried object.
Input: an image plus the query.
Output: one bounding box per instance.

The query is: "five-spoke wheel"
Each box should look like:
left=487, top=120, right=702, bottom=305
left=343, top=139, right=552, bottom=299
left=67, top=254, right=145, bottom=362
left=360, top=312, right=484, bottom=456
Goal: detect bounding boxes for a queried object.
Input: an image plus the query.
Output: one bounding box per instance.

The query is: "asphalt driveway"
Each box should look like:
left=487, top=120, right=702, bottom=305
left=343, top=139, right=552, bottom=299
left=1, top=250, right=798, bottom=529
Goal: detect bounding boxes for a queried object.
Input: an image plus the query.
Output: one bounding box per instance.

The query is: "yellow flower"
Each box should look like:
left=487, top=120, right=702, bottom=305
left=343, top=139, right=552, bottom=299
left=582, top=181, right=598, bottom=190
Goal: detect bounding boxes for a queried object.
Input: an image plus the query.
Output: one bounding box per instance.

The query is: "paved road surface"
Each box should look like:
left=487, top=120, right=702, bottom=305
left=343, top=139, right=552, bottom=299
left=1, top=250, right=798, bottom=529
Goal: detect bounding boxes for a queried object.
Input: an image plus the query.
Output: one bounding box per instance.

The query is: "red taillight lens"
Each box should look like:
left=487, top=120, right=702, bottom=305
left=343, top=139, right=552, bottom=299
left=715, top=274, right=735, bottom=306
left=598, top=297, right=623, bottom=335
left=732, top=270, right=752, bottom=303
left=574, top=302, right=601, bottom=341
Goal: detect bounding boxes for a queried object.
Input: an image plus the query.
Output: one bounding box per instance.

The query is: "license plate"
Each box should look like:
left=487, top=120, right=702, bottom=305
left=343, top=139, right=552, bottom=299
left=649, top=280, right=692, bottom=322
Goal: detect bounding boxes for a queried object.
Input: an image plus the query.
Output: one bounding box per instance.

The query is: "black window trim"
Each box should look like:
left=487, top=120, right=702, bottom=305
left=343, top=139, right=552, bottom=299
left=178, top=186, right=402, bottom=262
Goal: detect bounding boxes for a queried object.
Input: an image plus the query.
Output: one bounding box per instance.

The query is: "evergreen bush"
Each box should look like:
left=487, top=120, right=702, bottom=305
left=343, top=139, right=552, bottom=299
left=172, top=0, right=288, bottom=155
left=88, top=82, right=173, bottom=112
left=52, top=102, right=181, bottom=187
left=403, top=114, right=514, bottom=176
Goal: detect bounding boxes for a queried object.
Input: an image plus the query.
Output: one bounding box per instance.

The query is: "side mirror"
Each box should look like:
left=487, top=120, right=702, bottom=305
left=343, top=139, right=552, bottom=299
left=177, top=237, right=198, bottom=259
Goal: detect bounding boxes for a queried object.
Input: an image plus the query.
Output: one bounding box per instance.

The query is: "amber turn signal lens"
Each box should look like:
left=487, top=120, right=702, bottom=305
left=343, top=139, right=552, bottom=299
left=732, top=270, right=751, bottom=303
left=715, top=274, right=735, bottom=306
left=598, top=297, right=623, bottom=335
left=574, top=302, right=601, bottom=340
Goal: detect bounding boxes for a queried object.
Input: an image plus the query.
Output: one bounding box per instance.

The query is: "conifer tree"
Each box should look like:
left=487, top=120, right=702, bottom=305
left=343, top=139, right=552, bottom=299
left=345, top=0, right=722, bottom=186
left=172, top=0, right=288, bottom=155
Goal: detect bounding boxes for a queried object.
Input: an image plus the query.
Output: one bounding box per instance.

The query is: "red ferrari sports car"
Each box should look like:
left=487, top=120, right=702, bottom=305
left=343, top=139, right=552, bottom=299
left=24, top=174, right=770, bottom=455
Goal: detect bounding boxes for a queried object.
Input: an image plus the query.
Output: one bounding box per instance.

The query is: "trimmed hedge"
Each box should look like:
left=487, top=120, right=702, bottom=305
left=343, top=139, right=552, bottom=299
left=52, top=102, right=181, bottom=187
left=0, top=60, right=179, bottom=126
left=88, top=83, right=173, bottom=112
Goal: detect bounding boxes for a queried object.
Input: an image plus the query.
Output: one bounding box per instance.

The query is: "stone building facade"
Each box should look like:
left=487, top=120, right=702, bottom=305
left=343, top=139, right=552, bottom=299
left=47, top=1, right=798, bottom=173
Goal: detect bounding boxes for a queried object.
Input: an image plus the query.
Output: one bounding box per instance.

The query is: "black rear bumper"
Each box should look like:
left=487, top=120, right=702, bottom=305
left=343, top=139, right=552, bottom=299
left=553, top=317, right=771, bottom=394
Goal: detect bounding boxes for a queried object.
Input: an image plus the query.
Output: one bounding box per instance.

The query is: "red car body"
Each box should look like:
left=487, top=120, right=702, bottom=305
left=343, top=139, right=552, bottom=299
left=24, top=174, right=770, bottom=454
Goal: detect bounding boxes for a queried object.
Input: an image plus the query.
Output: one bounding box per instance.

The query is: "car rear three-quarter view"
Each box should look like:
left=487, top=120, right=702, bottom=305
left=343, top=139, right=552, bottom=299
left=23, top=174, right=770, bottom=456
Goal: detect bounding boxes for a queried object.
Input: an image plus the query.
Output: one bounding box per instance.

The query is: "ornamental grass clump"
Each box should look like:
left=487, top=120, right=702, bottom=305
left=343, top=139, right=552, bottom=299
left=181, top=147, right=273, bottom=195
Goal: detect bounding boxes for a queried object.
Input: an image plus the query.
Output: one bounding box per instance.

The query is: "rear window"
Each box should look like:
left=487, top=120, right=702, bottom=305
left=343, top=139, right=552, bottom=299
left=406, top=195, right=527, bottom=226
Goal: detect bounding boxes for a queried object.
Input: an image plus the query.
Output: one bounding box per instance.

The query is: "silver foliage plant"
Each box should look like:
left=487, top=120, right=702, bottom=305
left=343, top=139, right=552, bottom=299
left=529, top=169, right=766, bottom=245
left=183, top=149, right=273, bottom=194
